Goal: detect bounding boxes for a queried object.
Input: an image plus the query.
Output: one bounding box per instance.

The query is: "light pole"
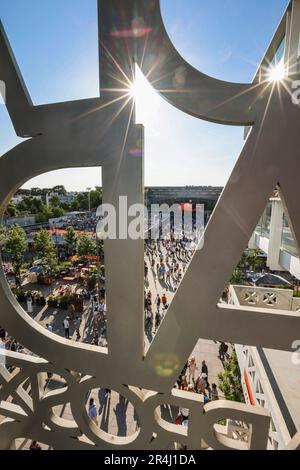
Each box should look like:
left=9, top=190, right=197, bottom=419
left=87, top=187, right=92, bottom=216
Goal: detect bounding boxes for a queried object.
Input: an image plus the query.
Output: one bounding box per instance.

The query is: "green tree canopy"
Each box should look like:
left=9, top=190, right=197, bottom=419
left=5, top=202, right=18, bottom=217
left=49, top=196, right=61, bottom=207
left=33, top=228, right=57, bottom=267
left=77, top=234, right=97, bottom=257
left=218, top=351, right=245, bottom=403
left=5, top=225, right=27, bottom=278
left=74, top=189, right=102, bottom=212
left=52, top=185, right=67, bottom=195
left=64, top=226, right=78, bottom=252
left=0, top=226, right=7, bottom=252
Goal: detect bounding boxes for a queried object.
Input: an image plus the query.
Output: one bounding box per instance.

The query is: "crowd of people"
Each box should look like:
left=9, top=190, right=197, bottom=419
left=142, top=235, right=230, bottom=428
left=143, top=236, right=194, bottom=333
left=1, top=230, right=232, bottom=439
left=0, top=324, right=33, bottom=356
left=176, top=356, right=219, bottom=422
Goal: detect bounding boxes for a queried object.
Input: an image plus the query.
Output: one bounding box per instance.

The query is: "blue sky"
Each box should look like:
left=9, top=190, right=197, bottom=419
left=0, top=0, right=289, bottom=191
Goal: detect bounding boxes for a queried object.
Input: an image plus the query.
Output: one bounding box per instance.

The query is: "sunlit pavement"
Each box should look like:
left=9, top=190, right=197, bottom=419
left=144, top=245, right=228, bottom=399
left=9, top=244, right=231, bottom=448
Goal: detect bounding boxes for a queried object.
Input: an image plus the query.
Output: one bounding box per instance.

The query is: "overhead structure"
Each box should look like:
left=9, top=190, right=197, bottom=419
left=0, top=0, right=300, bottom=450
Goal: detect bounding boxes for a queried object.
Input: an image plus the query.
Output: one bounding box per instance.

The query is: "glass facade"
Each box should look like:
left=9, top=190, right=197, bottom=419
left=272, top=36, right=286, bottom=66
left=256, top=202, right=272, bottom=238
left=281, top=214, right=298, bottom=257
left=260, top=35, right=286, bottom=82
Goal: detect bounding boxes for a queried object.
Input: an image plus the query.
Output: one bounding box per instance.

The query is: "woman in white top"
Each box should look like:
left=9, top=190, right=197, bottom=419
left=187, top=356, right=198, bottom=384
left=26, top=293, right=33, bottom=314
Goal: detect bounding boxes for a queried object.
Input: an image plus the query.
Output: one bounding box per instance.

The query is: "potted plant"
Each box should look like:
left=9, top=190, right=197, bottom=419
left=58, top=294, right=72, bottom=310
left=47, top=295, right=58, bottom=308
left=12, top=288, right=26, bottom=303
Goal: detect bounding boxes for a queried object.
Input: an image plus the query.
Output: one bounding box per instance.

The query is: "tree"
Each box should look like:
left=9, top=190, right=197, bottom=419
left=33, top=229, right=57, bottom=267
left=30, top=187, right=43, bottom=197
left=90, top=189, right=102, bottom=211
left=64, top=226, right=77, bottom=254
left=52, top=185, right=67, bottom=195
left=50, top=206, right=65, bottom=218
left=5, top=202, right=18, bottom=217
left=49, top=196, right=61, bottom=207
left=218, top=352, right=245, bottom=403
left=74, top=189, right=102, bottom=212
left=245, top=249, right=261, bottom=272
left=31, top=198, right=45, bottom=213
left=76, top=193, right=89, bottom=212
left=230, top=269, right=247, bottom=285
left=5, top=225, right=27, bottom=279
left=0, top=227, right=7, bottom=251
left=17, top=196, right=33, bottom=214
left=77, top=234, right=97, bottom=257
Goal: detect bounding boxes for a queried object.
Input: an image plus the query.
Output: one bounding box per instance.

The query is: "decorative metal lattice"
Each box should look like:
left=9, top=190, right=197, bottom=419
left=1, top=0, right=300, bottom=450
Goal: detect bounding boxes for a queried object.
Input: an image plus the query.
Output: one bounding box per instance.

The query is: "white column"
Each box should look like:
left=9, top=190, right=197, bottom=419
left=267, top=198, right=284, bottom=271
left=248, top=231, right=257, bottom=249
left=285, top=0, right=300, bottom=77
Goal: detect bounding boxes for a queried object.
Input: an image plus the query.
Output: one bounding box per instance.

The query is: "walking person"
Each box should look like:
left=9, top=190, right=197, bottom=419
left=211, top=383, right=219, bottom=401
left=100, top=286, right=106, bottom=301
left=88, top=398, right=98, bottom=426
left=145, top=310, right=153, bottom=330
left=187, top=356, right=198, bottom=384
left=155, top=294, right=161, bottom=312
left=195, top=373, right=207, bottom=395
left=91, top=295, right=98, bottom=315
left=201, top=360, right=209, bottom=388
left=68, top=302, right=76, bottom=321
left=177, top=406, right=189, bottom=425
left=99, top=300, right=105, bottom=321
left=63, top=317, right=70, bottom=339
left=74, top=316, right=81, bottom=340
left=29, top=441, right=42, bottom=451
left=26, top=292, right=33, bottom=315
left=177, top=373, right=188, bottom=391
left=154, top=311, right=161, bottom=332
left=219, top=342, right=229, bottom=361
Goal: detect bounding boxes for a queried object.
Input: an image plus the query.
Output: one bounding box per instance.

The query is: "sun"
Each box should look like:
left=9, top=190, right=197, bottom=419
left=267, top=60, right=286, bottom=82
left=129, top=66, right=161, bottom=124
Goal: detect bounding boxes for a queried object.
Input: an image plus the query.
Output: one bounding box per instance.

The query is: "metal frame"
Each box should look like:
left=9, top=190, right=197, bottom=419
left=0, top=0, right=300, bottom=450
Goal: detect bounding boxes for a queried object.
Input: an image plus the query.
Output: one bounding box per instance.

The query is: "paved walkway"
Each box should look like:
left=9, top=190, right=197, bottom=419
left=4, top=241, right=231, bottom=449
left=143, top=242, right=227, bottom=395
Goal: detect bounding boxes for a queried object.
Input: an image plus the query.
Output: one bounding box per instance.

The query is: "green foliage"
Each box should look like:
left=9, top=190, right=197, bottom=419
left=50, top=206, right=65, bottom=218
left=87, top=272, right=98, bottom=291
left=12, top=287, right=26, bottom=303
left=47, top=295, right=58, bottom=308
left=33, top=229, right=57, bottom=267
left=230, top=269, right=247, bottom=285
left=49, top=196, right=61, bottom=207
left=5, top=202, right=18, bottom=217
left=242, top=249, right=261, bottom=272
left=0, top=226, right=7, bottom=251
left=75, top=189, right=102, bottom=212
left=218, top=352, right=245, bottom=403
left=52, top=185, right=67, bottom=195
left=230, top=249, right=263, bottom=285
left=64, top=226, right=78, bottom=251
left=58, top=294, right=73, bottom=309
left=16, top=195, right=66, bottom=222
left=5, top=225, right=27, bottom=277
left=77, top=234, right=97, bottom=257
left=10, top=186, right=102, bottom=223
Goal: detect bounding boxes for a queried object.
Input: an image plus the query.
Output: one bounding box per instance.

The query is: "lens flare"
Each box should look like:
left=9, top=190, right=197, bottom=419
left=267, top=61, right=286, bottom=82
